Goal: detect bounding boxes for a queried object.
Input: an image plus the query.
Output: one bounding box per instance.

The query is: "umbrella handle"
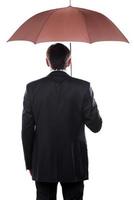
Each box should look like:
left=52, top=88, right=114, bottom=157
left=69, top=0, right=72, bottom=6
left=70, top=42, right=72, bottom=76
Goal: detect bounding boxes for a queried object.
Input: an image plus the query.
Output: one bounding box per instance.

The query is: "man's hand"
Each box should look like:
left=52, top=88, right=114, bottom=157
left=29, top=170, right=32, bottom=176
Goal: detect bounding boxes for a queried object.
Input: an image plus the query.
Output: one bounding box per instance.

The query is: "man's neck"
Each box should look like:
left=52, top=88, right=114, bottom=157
left=51, top=69, right=66, bottom=72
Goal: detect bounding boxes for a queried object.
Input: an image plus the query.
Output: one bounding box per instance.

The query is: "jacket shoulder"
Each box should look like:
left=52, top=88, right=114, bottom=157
left=70, top=76, right=90, bottom=87
left=26, top=77, right=47, bottom=88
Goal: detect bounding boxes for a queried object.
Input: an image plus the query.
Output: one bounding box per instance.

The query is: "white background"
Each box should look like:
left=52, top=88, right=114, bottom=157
left=0, top=0, right=134, bottom=199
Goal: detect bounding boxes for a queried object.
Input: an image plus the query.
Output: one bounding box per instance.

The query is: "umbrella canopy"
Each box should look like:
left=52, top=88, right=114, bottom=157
left=7, top=5, right=129, bottom=44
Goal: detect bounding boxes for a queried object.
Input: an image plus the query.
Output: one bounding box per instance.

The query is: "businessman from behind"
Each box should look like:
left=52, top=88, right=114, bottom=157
left=21, top=43, right=102, bottom=200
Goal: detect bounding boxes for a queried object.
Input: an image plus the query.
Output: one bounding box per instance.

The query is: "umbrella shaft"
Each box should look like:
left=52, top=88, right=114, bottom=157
left=70, top=42, right=72, bottom=76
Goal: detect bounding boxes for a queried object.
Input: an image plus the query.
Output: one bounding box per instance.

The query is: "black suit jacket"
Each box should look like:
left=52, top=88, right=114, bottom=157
left=21, top=70, right=102, bottom=182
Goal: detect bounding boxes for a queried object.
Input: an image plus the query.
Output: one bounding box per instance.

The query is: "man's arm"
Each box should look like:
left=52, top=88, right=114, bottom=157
left=82, top=83, right=102, bottom=133
left=21, top=83, right=35, bottom=170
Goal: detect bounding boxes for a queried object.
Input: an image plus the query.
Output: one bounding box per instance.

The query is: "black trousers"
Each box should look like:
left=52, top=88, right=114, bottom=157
left=35, top=180, right=84, bottom=200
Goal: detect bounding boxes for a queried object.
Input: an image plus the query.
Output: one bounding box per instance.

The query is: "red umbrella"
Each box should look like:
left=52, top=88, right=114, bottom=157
left=7, top=5, right=129, bottom=75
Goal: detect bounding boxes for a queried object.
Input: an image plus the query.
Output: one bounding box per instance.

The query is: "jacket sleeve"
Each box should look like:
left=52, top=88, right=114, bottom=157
left=21, top=84, right=36, bottom=170
left=82, top=83, right=102, bottom=133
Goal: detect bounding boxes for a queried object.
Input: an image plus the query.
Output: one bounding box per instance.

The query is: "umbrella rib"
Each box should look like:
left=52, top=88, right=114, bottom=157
left=34, top=10, right=58, bottom=43
left=77, top=8, right=92, bottom=43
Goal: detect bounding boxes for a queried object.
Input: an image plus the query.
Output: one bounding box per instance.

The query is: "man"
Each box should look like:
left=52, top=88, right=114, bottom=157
left=21, top=43, right=102, bottom=200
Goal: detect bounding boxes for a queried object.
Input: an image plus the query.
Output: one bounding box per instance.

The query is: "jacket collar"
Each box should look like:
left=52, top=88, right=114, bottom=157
left=47, top=70, right=71, bottom=77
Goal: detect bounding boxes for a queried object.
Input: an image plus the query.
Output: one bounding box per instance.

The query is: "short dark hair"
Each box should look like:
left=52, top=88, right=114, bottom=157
left=46, top=43, right=71, bottom=70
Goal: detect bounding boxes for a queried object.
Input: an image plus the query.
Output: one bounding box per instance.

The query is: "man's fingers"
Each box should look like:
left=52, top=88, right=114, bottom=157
left=29, top=170, right=32, bottom=175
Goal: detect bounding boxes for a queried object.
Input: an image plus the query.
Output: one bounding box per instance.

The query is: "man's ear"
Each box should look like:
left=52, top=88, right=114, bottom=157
left=68, top=57, right=71, bottom=66
left=65, top=57, right=71, bottom=67
left=46, top=58, right=49, bottom=67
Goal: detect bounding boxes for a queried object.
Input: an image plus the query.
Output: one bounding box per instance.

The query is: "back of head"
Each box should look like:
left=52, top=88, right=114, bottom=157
left=46, top=43, right=71, bottom=70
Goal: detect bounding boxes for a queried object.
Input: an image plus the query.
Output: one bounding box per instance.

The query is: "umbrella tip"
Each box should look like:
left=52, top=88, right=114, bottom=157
left=124, top=37, right=129, bottom=43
